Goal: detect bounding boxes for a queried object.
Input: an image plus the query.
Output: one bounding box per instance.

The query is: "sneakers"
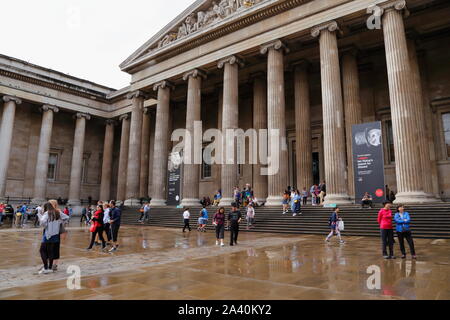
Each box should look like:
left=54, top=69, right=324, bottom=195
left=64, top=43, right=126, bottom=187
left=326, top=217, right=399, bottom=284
left=412, top=255, right=417, bottom=260
left=401, top=255, right=407, bottom=259
left=339, top=240, right=345, bottom=244
left=216, top=241, right=219, bottom=246
left=109, top=247, right=117, bottom=253
left=38, top=268, right=53, bottom=275
left=52, top=265, right=58, bottom=272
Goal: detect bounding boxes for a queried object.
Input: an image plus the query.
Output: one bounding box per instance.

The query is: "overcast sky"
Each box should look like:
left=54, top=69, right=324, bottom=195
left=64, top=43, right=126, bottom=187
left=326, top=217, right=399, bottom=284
left=0, top=0, right=193, bottom=89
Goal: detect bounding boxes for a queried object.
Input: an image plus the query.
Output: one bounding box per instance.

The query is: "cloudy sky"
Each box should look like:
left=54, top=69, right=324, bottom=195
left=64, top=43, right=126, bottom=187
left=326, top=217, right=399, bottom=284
left=0, top=0, right=193, bottom=89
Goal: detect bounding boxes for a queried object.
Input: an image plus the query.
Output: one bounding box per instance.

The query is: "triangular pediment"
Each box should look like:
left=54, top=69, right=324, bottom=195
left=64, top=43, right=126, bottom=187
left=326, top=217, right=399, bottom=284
left=120, top=0, right=272, bottom=72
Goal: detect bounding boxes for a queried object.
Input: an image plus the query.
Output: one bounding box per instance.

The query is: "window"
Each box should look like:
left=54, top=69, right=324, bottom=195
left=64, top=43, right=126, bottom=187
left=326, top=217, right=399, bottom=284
left=47, top=153, right=58, bottom=180
left=443, top=113, right=450, bottom=159
left=201, top=147, right=212, bottom=179
left=385, top=120, right=395, bottom=163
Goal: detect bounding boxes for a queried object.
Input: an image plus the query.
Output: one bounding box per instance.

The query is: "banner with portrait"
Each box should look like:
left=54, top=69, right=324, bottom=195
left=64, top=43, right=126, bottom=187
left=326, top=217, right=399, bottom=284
left=352, top=122, right=386, bottom=203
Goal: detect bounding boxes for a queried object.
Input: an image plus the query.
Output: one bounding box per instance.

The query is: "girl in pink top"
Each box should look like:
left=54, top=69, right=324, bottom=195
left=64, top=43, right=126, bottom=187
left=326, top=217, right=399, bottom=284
left=378, top=202, right=395, bottom=259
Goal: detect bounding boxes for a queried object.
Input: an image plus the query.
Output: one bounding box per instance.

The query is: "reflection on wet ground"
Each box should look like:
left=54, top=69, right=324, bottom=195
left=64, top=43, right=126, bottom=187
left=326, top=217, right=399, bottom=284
left=0, top=221, right=449, bottom=300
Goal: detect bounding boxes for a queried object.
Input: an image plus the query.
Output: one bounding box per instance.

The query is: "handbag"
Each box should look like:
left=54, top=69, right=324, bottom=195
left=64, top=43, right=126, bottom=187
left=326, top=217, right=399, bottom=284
left=59, top=222, right=67, bottom=234
left=338, top=220, right=345, bottom=231
left=90, top=224, right=96, bottom=232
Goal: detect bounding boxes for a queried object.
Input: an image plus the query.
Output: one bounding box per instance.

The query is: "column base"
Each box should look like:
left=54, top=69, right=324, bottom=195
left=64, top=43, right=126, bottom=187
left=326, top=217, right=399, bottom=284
left=124, top=198, right=141, bottom=207
left=393, top=191, right=440, bottom=204
left=180, top=198, right=201, bottom=207
left=31, top=198, right=46, bottom=206
left=219, top=197, right=234, bottom=207
left=323, top=194, right=352, bottom=205
left=68, top=199, right=81, bottom=207
left=150, top=199, right=167, bottom=207
left=265, top=196, right=283, bottom=207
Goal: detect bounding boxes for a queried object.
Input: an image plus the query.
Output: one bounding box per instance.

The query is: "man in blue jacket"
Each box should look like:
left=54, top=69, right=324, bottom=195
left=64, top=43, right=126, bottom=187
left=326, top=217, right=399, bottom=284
left=394, top=204, right=417, bottom=259
left=108, top=200, right=121, bottom=252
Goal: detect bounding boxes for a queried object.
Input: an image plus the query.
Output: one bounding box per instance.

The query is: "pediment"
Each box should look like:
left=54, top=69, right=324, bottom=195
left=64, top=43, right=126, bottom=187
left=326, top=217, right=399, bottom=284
left=120, top=0, right=273, bottom=72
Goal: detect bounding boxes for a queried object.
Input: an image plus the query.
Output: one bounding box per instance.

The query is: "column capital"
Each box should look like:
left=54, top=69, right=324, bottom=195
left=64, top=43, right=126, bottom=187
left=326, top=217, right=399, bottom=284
left=153, top=80, right=174, bottom=92
left=126, top=90, right=147, bottom=100
left=74, top=112, right=91, bottom=121
left=119, top=114, right=130, bottom=121
left=260, top=39, right=289, bottom=55
left=183, top=69, right=207, bottom=81
left=105, top=119, right=117, bottom=126
left=379, top=0, right=408, bottom=16
left=41, top=104, right=59, bottom=113
left=2, top=95, right=22, bottom=105
left=311, top=20, right=341, bottom=38
left=217, top=55, right=244, bottom=69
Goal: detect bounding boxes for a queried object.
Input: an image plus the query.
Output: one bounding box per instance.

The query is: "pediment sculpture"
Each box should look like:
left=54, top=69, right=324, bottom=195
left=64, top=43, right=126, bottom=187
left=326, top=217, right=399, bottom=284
left=156, top=0, right=266, bottom=51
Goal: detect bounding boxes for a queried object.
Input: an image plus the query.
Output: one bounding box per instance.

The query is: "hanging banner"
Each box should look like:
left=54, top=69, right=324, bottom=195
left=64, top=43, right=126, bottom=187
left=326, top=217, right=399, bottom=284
left=352, top=122, right=386, bottom=203
left=167, top=152, right=182, bottom=206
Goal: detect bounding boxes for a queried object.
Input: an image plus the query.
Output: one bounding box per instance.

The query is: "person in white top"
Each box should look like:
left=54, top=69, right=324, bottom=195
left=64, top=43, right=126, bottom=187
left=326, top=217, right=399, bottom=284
left=246, top=203, right=255, bottom=230
left=182, top=208, right=191, bottom=232
left=103, top=203, right=112, bottom=244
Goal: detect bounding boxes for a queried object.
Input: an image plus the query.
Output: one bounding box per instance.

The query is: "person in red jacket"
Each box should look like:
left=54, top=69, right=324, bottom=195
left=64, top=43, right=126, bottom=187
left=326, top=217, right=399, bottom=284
left=86, top=205, right=106, bottom=251
left=378, top=202, right=395, bottom=259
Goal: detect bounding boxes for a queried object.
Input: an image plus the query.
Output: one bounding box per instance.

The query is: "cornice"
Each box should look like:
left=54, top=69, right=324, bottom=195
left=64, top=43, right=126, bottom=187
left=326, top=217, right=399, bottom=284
left=0, top=68, right=110, bottom=103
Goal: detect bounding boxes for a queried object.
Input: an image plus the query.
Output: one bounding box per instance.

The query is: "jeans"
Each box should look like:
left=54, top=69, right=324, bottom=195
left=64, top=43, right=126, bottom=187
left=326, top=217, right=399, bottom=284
left=104, top=223, right=112, bottom=242
left=88, top=227, right=106, bottom=249
left=230, top=222, right=239, bottom=245
left=381, top=229, right=394, bottom=257
left=0, top=212, right=3, bottom=224
left=22, top=213, right=28, bottom=225
left=183, top=219, right=191, bottom=232
left=139, top=212, right=150, bottom=222
left=215, top=224, right=225, bottom=239
left=397, top=231, right=416, bottom=256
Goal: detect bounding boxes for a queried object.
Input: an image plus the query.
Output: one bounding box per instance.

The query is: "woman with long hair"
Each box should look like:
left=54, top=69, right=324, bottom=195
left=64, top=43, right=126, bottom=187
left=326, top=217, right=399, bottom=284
left=47, top=199, right=69, bottom=271
left=87, top=204, right=107, bottom=250
left=37, top=202, right=65, bottom=274
left=213, top=207, right=226, bottom=246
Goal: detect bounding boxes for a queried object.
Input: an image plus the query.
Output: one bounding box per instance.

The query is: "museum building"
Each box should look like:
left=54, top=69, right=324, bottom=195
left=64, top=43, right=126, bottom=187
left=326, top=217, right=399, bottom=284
left=1, top=0, right=450, bottom=207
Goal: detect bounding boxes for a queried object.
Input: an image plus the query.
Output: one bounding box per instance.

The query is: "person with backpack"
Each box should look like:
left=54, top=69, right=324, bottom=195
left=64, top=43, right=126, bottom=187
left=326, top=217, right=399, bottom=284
left=228, top=202, right=242, bottom=246
left=394, top=204, right=417, bottom=260
left=213, top=207, right=226, bottom=246
left=378, top=202, right=395, bottom=259
left=86, top=204, right=106, bottom=251
left=325, top=207, right=345, bottom=244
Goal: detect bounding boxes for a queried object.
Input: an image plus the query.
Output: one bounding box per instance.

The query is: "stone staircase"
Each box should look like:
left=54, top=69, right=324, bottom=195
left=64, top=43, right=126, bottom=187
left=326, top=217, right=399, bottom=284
left=121, top=204, right=450, bottom=239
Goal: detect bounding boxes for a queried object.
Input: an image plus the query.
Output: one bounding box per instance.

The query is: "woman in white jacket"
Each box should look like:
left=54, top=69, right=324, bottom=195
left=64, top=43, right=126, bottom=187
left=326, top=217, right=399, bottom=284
left=37, top=203, right=67, bottom=274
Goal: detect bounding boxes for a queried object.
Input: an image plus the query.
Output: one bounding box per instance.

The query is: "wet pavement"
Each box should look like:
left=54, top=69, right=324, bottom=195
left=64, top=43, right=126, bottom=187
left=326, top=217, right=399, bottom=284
left=0, top=220, right=449, bottom=300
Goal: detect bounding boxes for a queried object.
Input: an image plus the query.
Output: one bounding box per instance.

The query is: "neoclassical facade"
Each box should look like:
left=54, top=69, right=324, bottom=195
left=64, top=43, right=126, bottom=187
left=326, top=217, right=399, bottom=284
left=1, top=0, right=450, bottom=207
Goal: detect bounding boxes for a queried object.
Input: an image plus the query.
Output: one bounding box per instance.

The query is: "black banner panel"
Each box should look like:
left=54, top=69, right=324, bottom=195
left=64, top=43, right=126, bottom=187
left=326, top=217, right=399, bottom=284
left=167, top=152, right=182, bottom=206
left=352, top=122, right=386, bottom=203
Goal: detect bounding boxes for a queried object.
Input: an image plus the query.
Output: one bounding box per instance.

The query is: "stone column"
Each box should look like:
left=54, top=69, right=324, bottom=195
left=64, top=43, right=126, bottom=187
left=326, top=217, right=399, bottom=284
left=116, top=114, right=130, bottom=201
left=252, top=73, right=268, bottom=202
left=31, top=105, right=59, bottom=204
left=311, top=21, right=351, bottom=204
left=125, top=91, right=146, bottom=206
left=139, top=107, right=151, bottom=198
left=181, top=69, right=206, bottom=206
left=293, top=61, right=313, bottom=192
left=0, top=96, right=21, bottom=200
left=151, top=81, right=173, bottom=206
left=341, top=49, right=363, bottom=200
left=379, top=1, right=428, bottom=203
left=68, top=113, right=91, bottom=206
left=147, top=111, right=156, bottom=198
left=99, top=120, right=116, bottom=202
left=407, top=38, right=438, bottom=202
left=261, top=40, right=289, bottom=206
left=218, top=56, right=243, bottom=206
